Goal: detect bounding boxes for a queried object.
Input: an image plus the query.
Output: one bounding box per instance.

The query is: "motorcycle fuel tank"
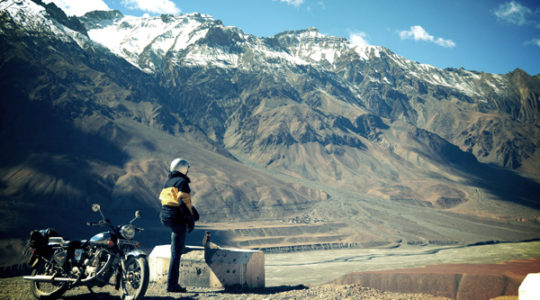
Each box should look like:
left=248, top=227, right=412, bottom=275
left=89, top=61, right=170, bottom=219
left=89, top=232, right=113, bottom=246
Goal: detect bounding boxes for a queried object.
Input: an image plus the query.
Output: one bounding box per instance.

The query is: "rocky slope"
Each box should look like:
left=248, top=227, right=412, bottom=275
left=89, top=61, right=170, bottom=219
left=0, top=0, right=539, bottom=255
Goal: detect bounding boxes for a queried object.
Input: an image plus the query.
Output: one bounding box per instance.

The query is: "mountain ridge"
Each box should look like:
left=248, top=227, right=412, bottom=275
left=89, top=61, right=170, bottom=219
left=1, top=0, right=539, bottom=254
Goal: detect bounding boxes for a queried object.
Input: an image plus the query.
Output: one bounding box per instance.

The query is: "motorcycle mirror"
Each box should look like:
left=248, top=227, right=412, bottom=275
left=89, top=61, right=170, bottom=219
left=92, top=203, right=106, bottom=220
left=129, top=210, right=142, bottom=224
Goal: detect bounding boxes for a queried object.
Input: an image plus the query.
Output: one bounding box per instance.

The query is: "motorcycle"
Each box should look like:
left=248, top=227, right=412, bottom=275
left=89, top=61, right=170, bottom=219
left=24, top=204, right=149, bottom=300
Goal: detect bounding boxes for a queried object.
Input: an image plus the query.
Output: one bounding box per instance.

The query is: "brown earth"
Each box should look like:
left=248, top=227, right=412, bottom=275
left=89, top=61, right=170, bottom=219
left=332, top=258, right=540, bottom=300
left=2, top=259, right=538, bottom=299
left=0, top=277, right=449, bottom=300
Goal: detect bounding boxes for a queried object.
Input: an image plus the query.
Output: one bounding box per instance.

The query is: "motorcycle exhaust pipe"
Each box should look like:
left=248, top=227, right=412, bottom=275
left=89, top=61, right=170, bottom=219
left=23, top=275, right=77, bottom=283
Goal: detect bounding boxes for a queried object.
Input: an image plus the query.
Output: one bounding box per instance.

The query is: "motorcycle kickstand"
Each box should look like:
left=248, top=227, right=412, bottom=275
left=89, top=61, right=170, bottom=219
left=87, top=286, right=108, bottom=299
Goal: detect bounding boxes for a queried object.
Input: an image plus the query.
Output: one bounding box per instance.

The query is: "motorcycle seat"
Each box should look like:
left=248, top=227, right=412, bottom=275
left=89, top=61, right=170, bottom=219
left=48, top=237, right=87, bottom=248
left=48, top=237, right=64, bottom=246
left=62, top=240, right=87, bottom=248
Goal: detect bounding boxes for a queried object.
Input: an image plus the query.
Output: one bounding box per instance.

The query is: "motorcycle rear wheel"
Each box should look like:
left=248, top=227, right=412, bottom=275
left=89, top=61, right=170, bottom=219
left=30, top=261, right=69, bottom=300
left=120, top=256, right=149, bottom=300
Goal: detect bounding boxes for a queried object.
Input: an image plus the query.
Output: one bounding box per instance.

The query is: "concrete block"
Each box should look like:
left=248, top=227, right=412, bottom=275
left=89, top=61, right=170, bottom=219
left=148, top=244, right=171, bottom=283
left=148, top=244, right=265, bottom=289
left=180, top=246, right=213, bottom=287
left=149, top=245, right=208, bottom=285
left=205, top=247, right=265, bottom=289
left=519, top=273, right=540, bottom=300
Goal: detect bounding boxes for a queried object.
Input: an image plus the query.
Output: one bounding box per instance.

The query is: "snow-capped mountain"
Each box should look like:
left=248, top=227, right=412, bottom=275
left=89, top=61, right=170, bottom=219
left=81, top=10, right=514, bottom=102
left=1, top=0, right=539, bottom=253
left=79, top=8, right=538, bottom=126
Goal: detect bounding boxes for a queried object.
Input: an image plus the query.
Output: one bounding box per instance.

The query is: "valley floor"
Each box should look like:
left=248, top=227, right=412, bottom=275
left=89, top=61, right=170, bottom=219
left=265, top=241, right=540, bottom=285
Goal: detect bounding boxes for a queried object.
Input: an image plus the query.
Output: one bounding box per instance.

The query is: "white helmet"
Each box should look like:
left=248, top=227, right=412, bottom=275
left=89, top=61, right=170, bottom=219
left=170, top=158, right=190, bottom=175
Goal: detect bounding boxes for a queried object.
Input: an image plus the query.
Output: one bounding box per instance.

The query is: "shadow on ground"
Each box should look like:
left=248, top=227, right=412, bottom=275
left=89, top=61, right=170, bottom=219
left=61, top=293, right=195, bottom=300
left=60, top=285, right=308, bottom=299
left=219, top=284, right=309, bottom=294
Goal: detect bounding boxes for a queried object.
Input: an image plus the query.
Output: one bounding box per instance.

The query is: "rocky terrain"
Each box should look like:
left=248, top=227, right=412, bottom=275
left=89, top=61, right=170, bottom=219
left=4, top=257, right=536, bottom=300
left=2, top=242, right=538, bottom=299
left=0, top=0, right=540, bottom=269
left=0, top=277, right=451, bottom=300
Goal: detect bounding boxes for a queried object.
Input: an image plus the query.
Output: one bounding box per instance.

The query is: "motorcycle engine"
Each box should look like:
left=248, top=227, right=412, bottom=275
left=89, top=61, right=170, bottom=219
left=84, top=248, right=114, bottom=285
left=52, top=248, right=67, bottom=266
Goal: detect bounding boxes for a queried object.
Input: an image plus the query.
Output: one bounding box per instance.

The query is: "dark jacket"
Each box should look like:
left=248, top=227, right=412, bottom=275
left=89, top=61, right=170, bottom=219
left=159, top=171, right=192, bottom=226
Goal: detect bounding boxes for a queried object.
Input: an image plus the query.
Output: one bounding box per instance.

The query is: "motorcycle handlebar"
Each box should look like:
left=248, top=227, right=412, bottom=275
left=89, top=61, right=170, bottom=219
left=86, top=219, right=110, bottom=227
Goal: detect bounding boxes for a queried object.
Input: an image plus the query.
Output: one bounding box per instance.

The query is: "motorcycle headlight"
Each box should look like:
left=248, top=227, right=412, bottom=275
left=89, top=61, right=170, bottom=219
left=120, top=224, right=136, bottom=240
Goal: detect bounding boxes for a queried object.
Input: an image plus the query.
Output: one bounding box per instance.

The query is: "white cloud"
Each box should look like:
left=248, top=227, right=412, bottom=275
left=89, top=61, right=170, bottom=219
left=525, top=38, right=540, bottom=48
left=493, top=1, right=532, bottom=25
left=349, top=32, right=370, bottom=48
left=121, top=0, right=181, bottom=15
left=43, top=0, right=110, bottom=16
left=275, top=0, right=304, bottom=7
left=400, top=25, right=431, bottom=41
left=434, top=37, right=456, bottom=48
left=399, top=25, right=455, bottom=48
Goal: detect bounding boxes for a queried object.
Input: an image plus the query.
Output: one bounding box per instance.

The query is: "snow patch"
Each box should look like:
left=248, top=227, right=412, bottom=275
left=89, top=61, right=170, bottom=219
left=352, top=45, right=381, bottom=60
left=87, top=13, right=214, bottom=71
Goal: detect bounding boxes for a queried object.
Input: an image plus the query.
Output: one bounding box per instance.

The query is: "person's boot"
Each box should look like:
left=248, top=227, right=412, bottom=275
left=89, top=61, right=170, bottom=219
left=166, top=284, right=187, bottom=293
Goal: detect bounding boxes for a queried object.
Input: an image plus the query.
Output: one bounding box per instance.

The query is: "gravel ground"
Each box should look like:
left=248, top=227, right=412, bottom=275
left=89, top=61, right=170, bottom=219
left=0, top=277, right=450, bottom=300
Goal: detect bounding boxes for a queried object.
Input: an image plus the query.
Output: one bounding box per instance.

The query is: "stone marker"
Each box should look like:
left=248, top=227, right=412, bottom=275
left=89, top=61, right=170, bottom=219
left=148, top=243, right=265, bottom=289
left=204, top=246, right=265, bottom=289
left=148, top=244, right=171, bottom=283
left=519, top=273, right=540, bottom=300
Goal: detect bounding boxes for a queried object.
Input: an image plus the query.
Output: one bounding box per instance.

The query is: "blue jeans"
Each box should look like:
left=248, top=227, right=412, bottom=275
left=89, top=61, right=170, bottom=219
left=165, top=222, right=186, bottom=288
left=160, top=206, right=187, bottom=288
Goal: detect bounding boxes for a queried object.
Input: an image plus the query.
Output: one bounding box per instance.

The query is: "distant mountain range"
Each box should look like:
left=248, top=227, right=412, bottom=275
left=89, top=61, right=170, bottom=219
left=1, top=0, right=539, bottom=252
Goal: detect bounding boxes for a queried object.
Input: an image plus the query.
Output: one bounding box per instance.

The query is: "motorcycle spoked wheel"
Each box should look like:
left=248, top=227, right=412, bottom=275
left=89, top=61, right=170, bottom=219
left=30, top=261, right=69, bottom=300
left=120, top=256, right=149, bottom=300
left=84, top=250, right=116, bottom=298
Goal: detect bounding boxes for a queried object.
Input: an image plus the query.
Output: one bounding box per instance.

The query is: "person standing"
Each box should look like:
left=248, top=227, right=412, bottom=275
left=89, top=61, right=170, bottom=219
left=159, top=158, right=198, bottom=293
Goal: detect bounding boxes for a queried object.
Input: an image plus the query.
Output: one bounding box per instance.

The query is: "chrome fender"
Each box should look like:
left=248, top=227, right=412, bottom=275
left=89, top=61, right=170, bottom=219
left=125, top=249, right=146, bottom=260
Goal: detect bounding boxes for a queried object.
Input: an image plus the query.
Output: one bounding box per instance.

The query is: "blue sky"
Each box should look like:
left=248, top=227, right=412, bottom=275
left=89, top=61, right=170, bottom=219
left=49, top=0, right=540, bottom=75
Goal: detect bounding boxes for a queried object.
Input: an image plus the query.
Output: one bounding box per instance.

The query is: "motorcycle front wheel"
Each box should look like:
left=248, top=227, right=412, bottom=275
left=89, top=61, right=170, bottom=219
left=30, top=261, right=69, bottom=300
left=120, top=256, right=149, bottom=300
